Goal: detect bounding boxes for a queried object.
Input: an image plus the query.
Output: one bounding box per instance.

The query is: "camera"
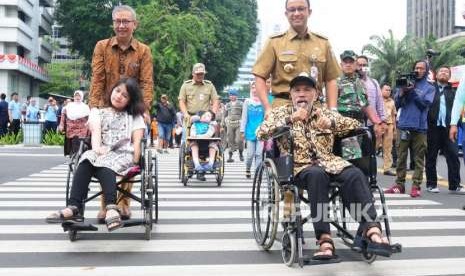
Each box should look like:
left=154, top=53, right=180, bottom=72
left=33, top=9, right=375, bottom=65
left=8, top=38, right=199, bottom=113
left=426, top=49, right=440, bottom=58
left=395, top=72, right=417, bottom=88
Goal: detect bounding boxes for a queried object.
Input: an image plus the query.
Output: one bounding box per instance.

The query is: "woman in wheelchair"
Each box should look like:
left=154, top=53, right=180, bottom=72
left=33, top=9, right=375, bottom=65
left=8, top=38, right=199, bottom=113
left=257, top=73, right=391, bottom=260
left=189, top=110, right=219, bottom=172
left=46, top=77, right=146, bottom=232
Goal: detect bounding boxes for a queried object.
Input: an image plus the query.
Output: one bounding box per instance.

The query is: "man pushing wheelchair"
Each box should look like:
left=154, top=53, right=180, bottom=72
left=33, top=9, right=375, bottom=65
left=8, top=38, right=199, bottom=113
left=256, top=73, right=394, bottom=261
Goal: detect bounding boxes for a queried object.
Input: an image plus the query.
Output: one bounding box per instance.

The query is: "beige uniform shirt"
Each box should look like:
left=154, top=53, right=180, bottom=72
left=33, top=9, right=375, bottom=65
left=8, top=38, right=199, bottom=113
left=178, top=80, right=219, bottom=114
left=253, top=27, right=340, bottom=96
left=383, top=98, right=396, bottom=124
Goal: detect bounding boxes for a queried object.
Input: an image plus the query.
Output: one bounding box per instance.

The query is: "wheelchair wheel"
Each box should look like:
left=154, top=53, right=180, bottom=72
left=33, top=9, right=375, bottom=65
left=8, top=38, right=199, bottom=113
left=362, top=250, right=377, bottom=263
left=281, top=230, right=296, bottom=267
left=180, top=146, right=189, bottom=186
left=251, top=159, right=279, bottom=250
left=216, top=150, right=224, bottom=186
left=178, top=142, right=184, bottom=179
left=68, top=230, right=78, bottom=242
left=152, top=152, right=159, bottom=223
left=144, top=150, right=154, bottom=240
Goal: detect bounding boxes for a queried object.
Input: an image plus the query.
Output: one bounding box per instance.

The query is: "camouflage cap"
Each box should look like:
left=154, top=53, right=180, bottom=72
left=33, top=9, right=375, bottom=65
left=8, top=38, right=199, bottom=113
left=340, top=50, right=357, bottom=61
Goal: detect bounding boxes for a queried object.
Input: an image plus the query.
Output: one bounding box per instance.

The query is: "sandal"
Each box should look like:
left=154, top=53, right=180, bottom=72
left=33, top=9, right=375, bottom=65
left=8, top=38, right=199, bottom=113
left=312, top=237, right=338, bottom=260
left=96, top=209, right=106, bottom=224
left=46, top=205, right=82, bottom=224
left=105, top=204, right=123, bottom=232
left=363, top=226, right=392, bottom=257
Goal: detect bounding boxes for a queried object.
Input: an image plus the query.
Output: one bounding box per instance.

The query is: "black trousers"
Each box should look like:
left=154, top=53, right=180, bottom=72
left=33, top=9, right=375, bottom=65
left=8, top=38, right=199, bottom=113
left=425, top=126, right=461, bottom=190
left=69, top=160, right=117, bottom=210
left=296, top=166, right=379, bottom=240
left=9, top=119, right=20, bottom=135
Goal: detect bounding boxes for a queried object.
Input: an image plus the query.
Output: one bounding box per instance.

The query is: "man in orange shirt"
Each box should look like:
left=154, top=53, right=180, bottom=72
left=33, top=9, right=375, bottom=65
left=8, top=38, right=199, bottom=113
left=89, top=4, right=154, bottom=221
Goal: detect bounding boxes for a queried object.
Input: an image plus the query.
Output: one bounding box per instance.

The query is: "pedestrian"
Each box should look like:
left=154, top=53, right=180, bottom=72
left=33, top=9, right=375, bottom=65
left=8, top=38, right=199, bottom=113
left=0, top=93, right=9, bottom=136
left=154, top=94, right=176, bottom=153
left=224, top=89, right=244, bottom=162
left=46, top=77, right=146, bottom=232
left=43, top=97, right=58, bottom=133
left=58, top=90, right=90, bottom=156
left=150, top=116, right=158, bottom=148
left=240, top=81, right=264, bottom=178
left=385, top=60, right=435, bottom=198
left=8, top=92, right=21, bottom=135
left=425, top=66, right=463, bottom=194
left=26, top=98, right=40, bottom=122
left=379, top=84, right=397, bottom=176
left=88, top=4, right=154, bottom=221
left=252, top=0, right=340, bottom=113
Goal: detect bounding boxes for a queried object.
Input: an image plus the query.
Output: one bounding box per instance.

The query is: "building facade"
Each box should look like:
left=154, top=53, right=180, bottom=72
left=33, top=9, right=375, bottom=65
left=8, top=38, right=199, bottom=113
left=0, top=0, right=52, bottom=99
left=407, top=0, right=462, bottom=39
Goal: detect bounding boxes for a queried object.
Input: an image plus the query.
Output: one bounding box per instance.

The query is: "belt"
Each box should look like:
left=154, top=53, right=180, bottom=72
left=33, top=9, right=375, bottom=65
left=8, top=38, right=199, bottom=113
left=273, top=93, right=290, bottom=100
left=340, top=111, right=365, bottom=121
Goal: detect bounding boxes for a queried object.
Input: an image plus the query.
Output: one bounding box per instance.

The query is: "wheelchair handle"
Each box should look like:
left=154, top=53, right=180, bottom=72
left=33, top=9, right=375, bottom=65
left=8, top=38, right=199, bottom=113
left=271, top=126, right=291, bottom=139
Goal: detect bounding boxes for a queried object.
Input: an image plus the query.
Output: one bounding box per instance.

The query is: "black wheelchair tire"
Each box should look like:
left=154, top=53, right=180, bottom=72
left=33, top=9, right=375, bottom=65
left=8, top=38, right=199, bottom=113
left=216, top=150, right=224, bottom=186
left=251, top=159, right=279, bottom=250
left=281, top=230, right=296, bottom=267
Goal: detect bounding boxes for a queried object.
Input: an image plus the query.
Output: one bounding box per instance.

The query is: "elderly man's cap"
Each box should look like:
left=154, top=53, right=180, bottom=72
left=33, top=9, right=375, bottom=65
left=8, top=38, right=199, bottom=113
left=290, top=72, right=317, bottom=89
left=340, top=50, right=357, bottom=61
left=192, top=63, right=206, bottom=74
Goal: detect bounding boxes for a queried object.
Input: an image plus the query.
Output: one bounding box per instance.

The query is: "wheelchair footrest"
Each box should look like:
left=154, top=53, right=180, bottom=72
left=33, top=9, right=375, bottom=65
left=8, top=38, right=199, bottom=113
left=302, top=255, right=342, bottom=265
left=62, top=221, right=98, bottom=232
left=121, top=219, right=147, bottom=228
left=390, top=243, right=402, bottom=253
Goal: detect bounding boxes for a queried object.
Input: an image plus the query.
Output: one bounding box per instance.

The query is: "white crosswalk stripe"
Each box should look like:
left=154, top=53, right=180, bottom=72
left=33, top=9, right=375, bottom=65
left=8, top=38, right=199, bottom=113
left=1, top=150, right=465, bottom=275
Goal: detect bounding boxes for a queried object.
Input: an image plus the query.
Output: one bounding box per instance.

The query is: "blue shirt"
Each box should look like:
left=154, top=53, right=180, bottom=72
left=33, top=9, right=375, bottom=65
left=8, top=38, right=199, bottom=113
left=26, top=105, right=40, bottom=122
left=8, top=101, right=21, bottom=120
left=437, top=85, right=446, bottom=127
left=44, top=105, right=58, bottom=122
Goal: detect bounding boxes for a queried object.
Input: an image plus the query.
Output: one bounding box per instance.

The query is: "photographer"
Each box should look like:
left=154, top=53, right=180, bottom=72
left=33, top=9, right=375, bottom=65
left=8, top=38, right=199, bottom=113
left=43, top=97, right=58, bottom=133
left=385, top=60, right=435, bottom=198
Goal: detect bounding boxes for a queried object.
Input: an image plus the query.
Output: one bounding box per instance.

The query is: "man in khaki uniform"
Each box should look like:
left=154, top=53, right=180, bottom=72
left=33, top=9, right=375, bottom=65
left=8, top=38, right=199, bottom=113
left=178, top=63, right=220, bottom=180
left=179, top=63, right=219, bottom=118
left=252, top=0, right=340, bottom=114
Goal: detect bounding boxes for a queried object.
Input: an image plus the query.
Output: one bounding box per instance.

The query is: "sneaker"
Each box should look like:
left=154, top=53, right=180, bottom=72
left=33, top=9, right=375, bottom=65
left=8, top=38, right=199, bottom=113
left=196, top=172, right=206, bottom=181
left=383, top=170, right=396, bottom=176
left=410, top=186, right=421, bottom=198
left=384, top=184, right=405, bottom=194
left=449, top=186, right=465, bottom=195
left=157, top=149, right=163, bottom=154
left=163, top=149, right=169, bottom=153
left=194, top=164, right=204, bottom=172
left=426, top=186, right=440, bottom=193
left=245, top=170, right=251, bottom=179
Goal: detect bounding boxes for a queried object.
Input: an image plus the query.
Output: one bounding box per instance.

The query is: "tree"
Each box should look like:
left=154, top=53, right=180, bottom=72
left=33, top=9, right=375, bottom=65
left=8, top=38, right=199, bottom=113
left=40, top=61, right=85, bottom=97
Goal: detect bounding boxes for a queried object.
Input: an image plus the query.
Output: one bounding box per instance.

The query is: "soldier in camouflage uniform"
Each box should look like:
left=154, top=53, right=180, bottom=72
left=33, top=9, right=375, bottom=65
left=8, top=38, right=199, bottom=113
left=337, top=50, right=383, bottom=133
left=223, top=89, right=244, bottom=162
left=257, top=72, right=392, bottom=260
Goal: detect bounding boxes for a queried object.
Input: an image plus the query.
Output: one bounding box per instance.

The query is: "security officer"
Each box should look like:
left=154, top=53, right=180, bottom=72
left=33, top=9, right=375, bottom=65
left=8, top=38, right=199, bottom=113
left=252, top=0, right=340, bottom=114
left=223, top=89, right=244, bottom=162
left=337, top=50, right=382, bottom=128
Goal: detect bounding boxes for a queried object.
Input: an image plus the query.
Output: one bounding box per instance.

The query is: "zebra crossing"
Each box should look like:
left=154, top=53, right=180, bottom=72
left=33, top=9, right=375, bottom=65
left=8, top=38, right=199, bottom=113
left=1, top=150, right=465, bottom=275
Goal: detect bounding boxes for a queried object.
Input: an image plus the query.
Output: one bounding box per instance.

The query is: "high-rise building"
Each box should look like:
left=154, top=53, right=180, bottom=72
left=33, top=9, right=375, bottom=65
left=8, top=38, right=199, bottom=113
left=0, top=0, right=52, bottom=98
left=406, top=0, right=464, bottom=39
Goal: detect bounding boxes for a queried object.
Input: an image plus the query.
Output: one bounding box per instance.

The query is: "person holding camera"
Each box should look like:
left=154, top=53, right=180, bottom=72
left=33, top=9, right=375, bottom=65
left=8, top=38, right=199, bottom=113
left=385, top=60, right=435, bottom=198
left=43, top=97, right=58, bottom=133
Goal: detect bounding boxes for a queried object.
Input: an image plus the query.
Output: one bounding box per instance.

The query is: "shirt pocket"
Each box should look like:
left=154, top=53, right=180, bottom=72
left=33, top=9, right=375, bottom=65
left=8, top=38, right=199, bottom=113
left=278, top=53, right=298, bottom=73
left=186, top=90, right=196, bottom=100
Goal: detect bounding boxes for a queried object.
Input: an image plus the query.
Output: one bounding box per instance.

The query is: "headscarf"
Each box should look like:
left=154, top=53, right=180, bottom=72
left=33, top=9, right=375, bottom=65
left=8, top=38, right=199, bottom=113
left=66, top=90, right=90, bottom=120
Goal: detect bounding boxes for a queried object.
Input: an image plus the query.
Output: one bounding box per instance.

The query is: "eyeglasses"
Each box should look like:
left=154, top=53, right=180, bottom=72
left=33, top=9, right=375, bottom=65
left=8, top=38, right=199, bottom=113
left=286, top=6, right=308, bottom=13
left=112, top=19, right=134, bottom=26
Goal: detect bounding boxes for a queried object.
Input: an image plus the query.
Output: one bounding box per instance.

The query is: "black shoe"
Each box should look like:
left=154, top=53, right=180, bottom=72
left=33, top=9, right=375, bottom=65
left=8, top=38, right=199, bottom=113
left=383, top=170, right=396, bottom=176
left=391, top=162, right=397, bottom=168
left=227, top=152, right=234, bottom=163
left=196, top=172, right=206, bottom=181
left=245, top=170, right=251, bottom=179
left=239, top=151, right=244, bottom=161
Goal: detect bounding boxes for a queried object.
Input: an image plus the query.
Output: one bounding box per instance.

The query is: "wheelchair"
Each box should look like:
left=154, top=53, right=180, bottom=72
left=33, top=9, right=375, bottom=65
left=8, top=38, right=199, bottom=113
left=178, top=137, right=225, bottom=186
left=63, top=137, right=159, bottom=241
left=251, top=127, right=402, bottom=267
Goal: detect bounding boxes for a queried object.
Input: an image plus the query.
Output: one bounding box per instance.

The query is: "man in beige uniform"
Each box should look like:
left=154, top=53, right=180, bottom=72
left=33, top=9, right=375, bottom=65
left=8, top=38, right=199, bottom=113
left=178, top=63, right=220, bottom=181
left=253, top=0, right=340, bottom=114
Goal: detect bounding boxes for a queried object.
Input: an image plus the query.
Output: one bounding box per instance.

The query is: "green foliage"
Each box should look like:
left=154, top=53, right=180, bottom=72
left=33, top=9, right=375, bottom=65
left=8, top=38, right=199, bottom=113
left=0, top=131, right=23, bottom=145
left=362, top=30, right=465, bottom=87
left=40, top=60, right=86, bottom=97
left=42, top=130, right=65, bottom=146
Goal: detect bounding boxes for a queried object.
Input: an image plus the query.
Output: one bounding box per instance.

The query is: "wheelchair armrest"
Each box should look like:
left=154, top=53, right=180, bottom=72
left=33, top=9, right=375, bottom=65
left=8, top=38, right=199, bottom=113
left=335, top=127, right=371, bottom=140
left=272, top=126, right=291, bottom=139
